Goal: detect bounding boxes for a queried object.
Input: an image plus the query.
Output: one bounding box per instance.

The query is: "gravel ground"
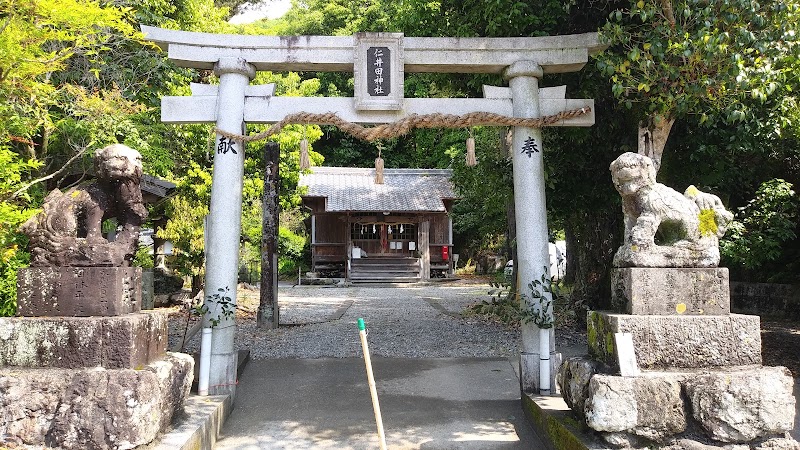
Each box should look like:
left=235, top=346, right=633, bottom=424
left=168, top=281, right=587, bottom=359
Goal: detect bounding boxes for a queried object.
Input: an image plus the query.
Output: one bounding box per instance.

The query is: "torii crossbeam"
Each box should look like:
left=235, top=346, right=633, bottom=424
left=143, top=25, right=603, bottom=398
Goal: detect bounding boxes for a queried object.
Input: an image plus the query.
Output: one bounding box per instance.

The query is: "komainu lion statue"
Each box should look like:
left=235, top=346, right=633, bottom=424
left=610, top=152, right=733, bottom=268
left=21, top=144, right=148, bottom=267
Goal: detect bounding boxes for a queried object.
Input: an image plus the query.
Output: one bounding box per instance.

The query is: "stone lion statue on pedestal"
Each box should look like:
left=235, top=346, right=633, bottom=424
left=610, top=152, right=733, bottom=268
left=21, top=144, right=148, bottom=267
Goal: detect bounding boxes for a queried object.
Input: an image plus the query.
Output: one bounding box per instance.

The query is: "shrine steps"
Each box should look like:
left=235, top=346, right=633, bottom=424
left=350, top=257, right=421, bottom=284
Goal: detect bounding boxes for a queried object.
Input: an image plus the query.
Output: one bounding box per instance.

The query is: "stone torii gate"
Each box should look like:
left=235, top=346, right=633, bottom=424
left=143, top=26, right=603, bottom=398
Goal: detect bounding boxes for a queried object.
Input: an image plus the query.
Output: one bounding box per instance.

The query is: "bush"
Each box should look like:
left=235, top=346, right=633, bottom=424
left=278, top=225, right=306, bottom=259
left=0, top=246, right=28, bottom=316
left=132, top=245, right=154, bottom=269
left=721, top=179, right=799, bottom=279
left=466, top=275, right=576, bottom=328
left=0, top=149, right=42, bottom=316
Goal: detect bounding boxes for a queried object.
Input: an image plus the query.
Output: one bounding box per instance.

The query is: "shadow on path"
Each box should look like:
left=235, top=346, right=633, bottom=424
left=215, top=358, right=543, bottom=449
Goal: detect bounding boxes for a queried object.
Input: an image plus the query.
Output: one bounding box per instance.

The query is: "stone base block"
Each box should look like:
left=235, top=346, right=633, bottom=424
left=611, top=267, right=730, bottom=315
left=0, top=311, right=167, bottom=369
left=588, top=311, right=761, bottom=371
left=17, top=267, right=141, bottom=316
left=0, top=352, right=194, bottom=450
left=684, top=366, right=796, bottom=443
left=586, top=372, right=687, bottom=443
left=556, top=356, right=599, bottom=421
left=562, top=364, right=795, bottom=447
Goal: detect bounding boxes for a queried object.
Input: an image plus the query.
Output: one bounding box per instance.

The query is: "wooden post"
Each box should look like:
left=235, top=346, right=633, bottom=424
left=310, top=215, right=316, bottom=272
left=258, top=142, right=280, bottom=328
left=346, top=213, right=351, bottom=281
left=419, top=220, right=430, bottom=280
left=448, top=215, right=454, bottom=276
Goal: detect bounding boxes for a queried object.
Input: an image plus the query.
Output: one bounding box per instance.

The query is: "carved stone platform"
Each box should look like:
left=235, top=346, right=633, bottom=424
left=611, top=267, right=730, bottom=315
left=17, top=267, right=141, bottom=316
left=0, top=311, right=167, bottom=369
left=559, top=359, right=796, bottom=446
left=588, top=311, right=761, bottom=371
left=0, top=352, right=193, bottom=449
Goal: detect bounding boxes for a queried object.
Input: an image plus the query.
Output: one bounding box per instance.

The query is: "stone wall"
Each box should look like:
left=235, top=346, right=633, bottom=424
left=731, top=281, right=800, bottom=319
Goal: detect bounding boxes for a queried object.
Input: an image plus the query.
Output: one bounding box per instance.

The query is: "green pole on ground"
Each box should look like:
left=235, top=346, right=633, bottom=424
left=357, top=318, right=387, bottom=450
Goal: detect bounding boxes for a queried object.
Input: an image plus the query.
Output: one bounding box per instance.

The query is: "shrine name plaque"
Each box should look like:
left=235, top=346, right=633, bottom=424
left=354, top=33, right=404, bottom=111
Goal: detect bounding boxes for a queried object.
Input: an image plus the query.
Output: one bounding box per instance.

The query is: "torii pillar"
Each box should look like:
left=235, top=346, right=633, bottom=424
left=204, top=57, right=256, bottom=397
left=505, top=61, right=558, bottom=394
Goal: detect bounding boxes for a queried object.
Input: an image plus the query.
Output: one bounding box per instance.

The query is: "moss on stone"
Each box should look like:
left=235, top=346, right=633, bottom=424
left=522, top=394, right=593, bottom=450
left=698, top=209, right=718, bottom=236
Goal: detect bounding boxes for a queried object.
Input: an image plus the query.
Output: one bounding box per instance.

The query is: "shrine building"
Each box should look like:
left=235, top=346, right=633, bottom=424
left=299, top=167, right=456, bottom=283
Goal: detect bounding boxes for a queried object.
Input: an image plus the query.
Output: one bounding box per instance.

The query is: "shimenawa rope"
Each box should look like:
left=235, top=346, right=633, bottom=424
left=213, top=107, right=591, bottom=143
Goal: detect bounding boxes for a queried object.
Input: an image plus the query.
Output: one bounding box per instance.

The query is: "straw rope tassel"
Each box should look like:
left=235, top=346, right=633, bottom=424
left=299, top=138, right=311, bottom=170
left=465, top=133, right=477, bottom=167
left=374, top=149, right=385, bottom=184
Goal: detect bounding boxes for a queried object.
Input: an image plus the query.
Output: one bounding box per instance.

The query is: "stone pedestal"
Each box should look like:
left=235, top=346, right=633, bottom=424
left=611, top=267, right=730, bottom=315
left=0, top=352, right=193, bottom=449
left=0, top=311, right=167, bottom=369
left=17, top=267, right=141, bottom=316
left=1, top=267, right=192, bottom=449
left=559, top=267, right=798, bottom=448
left=587, top=311, right=761, bottom=371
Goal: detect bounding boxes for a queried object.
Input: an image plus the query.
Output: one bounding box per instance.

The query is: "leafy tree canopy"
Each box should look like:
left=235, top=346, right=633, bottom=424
left=599, top=0, right=799, bottom=121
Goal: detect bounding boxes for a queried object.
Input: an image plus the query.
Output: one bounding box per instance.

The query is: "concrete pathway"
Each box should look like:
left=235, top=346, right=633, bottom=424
left=215, top=358, right=543, bottom=449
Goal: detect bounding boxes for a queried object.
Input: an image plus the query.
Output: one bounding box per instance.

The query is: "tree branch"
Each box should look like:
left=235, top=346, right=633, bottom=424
left=660, top=0, right=676, bottom=27
left=10, top=147, right=90, bottom=199
left=0, top=16, right=12, bottom=35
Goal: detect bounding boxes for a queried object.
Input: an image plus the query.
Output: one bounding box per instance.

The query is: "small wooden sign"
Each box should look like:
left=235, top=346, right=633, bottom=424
left=354, top=33, right=404, bottom=110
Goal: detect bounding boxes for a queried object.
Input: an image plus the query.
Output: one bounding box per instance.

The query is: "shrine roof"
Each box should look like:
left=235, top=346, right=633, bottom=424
left=299, top=167, right=456, bottom=213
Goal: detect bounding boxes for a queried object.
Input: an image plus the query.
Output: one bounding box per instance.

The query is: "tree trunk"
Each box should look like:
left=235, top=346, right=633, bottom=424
left=566, top=210, right=622, bottom=320
left=637, top=114, right=675, bottom=172
left=191, top=275, right=203, bottom=297
left=506, top=196, right=517, bottom=284
left=563, top=227, right=577, bottom=284
left=501, top=126, right=518, bottom=283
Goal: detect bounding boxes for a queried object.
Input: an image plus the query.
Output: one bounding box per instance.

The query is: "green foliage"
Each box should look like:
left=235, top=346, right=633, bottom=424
left=450, top=128, right=514, bottom=259
left=265, top=0, right=400, bottom=35
left=393, top=0, right=566, bottom=38
left=0, top=0, right=137, bottom=152
left=468, top=282, right=521, bottom=325
left=523, top=272, right=556, bottom=329
left=721, top=179, right=799, bottom=271
left=132, top=245, right=155, bottom=269
left=0, top=148, right=42, bottom=316
left=157, top=162, right=211, bottom=278
left=278, top=257, right=303, bottom=278
left=193, top=286, right=235, bottom=327
left=279, top=226, right=306, bottom=260
left=467, top=272, right=571, bottom=328
left=597, top=0, right=800, bottom=121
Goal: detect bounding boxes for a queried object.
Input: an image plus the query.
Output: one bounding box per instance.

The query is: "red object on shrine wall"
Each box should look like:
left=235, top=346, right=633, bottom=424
left=441, top=246, right=449, bottom=261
